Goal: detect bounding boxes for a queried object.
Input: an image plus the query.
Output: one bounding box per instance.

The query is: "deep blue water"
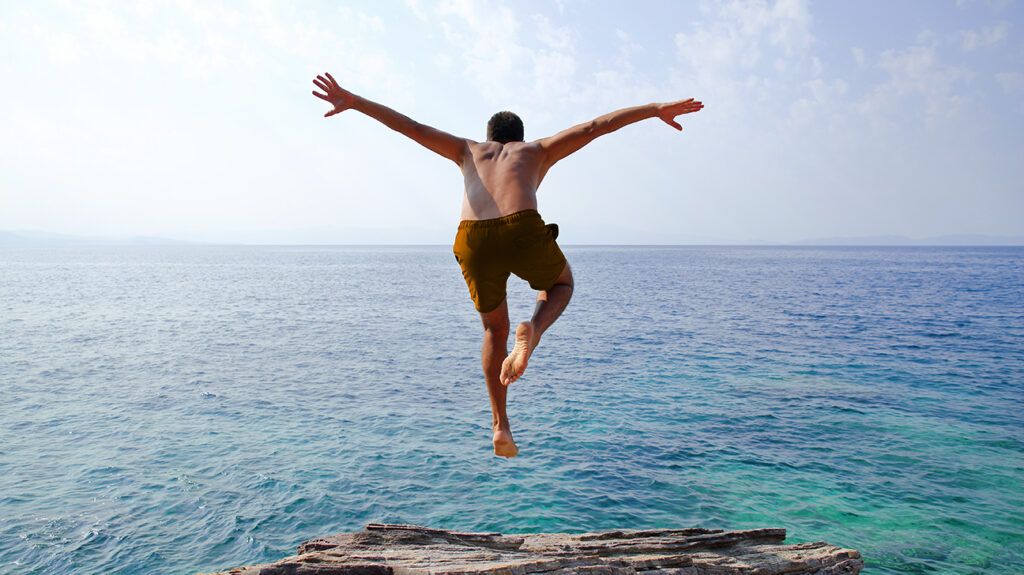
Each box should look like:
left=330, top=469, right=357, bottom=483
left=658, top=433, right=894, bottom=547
left=1, top=245, right=1022, bottom=575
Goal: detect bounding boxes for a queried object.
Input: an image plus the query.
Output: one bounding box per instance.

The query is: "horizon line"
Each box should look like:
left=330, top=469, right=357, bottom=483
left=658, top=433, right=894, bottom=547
left=4, top=242, right=1024, bottom=248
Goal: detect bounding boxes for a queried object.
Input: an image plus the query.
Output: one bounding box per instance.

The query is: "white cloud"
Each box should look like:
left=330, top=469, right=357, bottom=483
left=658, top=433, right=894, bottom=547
left=959, top=21, right=1011, bottom=51
left=674, top=0, right=814, bottom=74
left=995, top=72, right=1024, bottom=113
left=789, top=77, right=847, bottom=129
left=30, top=1, right=412, bottom=104
left=533, top=13, right=575, bottom=51
left=763, top=0, right=813, bottom=55
left=673, top=0, right=820, bottom=120
left=434, top=0, right=528, bottom=101
left=614, top=29, right=644, bottom=71
left=675, top=0, right=813, bottom=72
left=955, top=0, right=1014, bottom=10
left=18, top=1, right=401, bottom=83
left=405, top=0, right=430, bottom=20
left=995, top=71, right=1024, bottom=93
left=851, top=46, right=866, bottom=68
left=859, top=32, right=972, bottom=127
left=412, top=0, right=584, bottom=122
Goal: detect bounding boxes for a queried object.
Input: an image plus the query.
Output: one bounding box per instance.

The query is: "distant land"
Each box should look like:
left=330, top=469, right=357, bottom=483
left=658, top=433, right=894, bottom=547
left=1, top=229, right=1023, bottom=246
left=788, top=233, right=1024, bottom=246
left=0, top=230, right=198, bottom=246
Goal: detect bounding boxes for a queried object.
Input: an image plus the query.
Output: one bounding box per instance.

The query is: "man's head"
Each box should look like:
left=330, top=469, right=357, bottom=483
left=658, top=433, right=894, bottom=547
left=486, top=111, right=524, bottom=144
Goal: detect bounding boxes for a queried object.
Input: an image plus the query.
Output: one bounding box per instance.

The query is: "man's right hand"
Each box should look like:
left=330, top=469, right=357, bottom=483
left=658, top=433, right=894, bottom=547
left=312, top=72, right=357, bottom=118
left=656, top=98, right=704, bottom=131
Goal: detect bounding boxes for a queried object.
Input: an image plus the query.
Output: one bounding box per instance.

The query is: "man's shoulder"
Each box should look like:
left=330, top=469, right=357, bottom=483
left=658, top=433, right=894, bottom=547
left=515, top=141, right=543, bottom=151
left=504, top=141, right=544, bottom=157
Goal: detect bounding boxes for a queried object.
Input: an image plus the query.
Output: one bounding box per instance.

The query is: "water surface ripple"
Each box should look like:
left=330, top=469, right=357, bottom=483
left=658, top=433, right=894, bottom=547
left=1, top=246, right=1022, bottom=574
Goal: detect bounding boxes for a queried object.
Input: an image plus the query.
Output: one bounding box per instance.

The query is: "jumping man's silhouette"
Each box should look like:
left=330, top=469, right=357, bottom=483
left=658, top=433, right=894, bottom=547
left=313, top=72, right=703, bottom=457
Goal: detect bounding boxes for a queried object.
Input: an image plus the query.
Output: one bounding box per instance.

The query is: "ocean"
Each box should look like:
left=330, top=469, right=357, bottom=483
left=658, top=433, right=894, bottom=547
left=1, top=245, right=1022, bottom=574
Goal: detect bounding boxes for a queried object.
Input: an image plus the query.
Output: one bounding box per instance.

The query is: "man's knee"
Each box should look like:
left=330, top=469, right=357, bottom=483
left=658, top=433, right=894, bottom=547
left=553, top=262, right=574, bottom=290
left=480, top=303, right=510, bottom=339
left=482, top=318, right=509, bottom=339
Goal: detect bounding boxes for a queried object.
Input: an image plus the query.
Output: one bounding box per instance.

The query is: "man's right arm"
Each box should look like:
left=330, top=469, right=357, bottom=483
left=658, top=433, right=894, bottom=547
left=536, top=99, right=703, bottom=172
left=312, top=72, right=468, bottom=166
left=352, top=96, right=468, bottom=165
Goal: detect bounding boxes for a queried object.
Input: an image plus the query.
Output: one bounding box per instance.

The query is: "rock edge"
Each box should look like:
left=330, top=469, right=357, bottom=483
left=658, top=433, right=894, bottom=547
left=200, top=522, right=862, bottom=575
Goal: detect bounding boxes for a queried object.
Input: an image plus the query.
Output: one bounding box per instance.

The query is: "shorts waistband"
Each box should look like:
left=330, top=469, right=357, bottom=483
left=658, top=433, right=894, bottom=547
left=458, top=209, right=541, bottom=229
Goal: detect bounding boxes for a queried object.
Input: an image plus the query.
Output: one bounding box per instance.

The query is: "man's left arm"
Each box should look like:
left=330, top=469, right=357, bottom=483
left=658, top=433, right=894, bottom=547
left=313, top=72, right=467, bottom=166
left=536, top=98, right=703, bottom=173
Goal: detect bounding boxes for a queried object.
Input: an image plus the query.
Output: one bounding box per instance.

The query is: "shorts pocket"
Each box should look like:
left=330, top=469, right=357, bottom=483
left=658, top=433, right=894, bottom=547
left=512, top=225, right=551, bottom=250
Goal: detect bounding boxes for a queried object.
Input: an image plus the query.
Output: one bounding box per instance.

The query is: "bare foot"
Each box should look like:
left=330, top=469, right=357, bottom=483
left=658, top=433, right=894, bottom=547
left=500, top=321, right=535, bottom=386
left=493, top=428, right=519, bottom=457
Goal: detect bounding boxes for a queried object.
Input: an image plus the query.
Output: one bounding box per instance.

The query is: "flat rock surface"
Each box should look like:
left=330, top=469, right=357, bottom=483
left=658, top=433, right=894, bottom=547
left=201, top=523, right=862, bottom=575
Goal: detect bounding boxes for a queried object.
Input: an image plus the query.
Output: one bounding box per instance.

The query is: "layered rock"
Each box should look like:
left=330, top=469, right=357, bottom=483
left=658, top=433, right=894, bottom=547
left=202, top=523, right=862, bottom=575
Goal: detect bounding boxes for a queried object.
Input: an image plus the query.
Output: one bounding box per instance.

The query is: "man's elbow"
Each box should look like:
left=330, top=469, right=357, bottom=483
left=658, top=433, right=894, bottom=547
left=407, top=121, right=427, bottom=138
left=586, top=119, right=618, bottom=140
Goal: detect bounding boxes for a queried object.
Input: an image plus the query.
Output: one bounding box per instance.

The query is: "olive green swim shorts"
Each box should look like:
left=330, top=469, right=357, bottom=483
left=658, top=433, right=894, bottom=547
left=453, top=209, right=567, bottom=313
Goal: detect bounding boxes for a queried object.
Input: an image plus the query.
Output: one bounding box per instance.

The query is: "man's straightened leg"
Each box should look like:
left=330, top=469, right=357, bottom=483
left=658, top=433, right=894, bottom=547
left=479, top=298, right=519, bottom=457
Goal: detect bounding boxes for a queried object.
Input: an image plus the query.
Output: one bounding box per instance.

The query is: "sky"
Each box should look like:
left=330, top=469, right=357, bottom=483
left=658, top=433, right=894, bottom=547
left=1, top=0, right=1022, bottom=244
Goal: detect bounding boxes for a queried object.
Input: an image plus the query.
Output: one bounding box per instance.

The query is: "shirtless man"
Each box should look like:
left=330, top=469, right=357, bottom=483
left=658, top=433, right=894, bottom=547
left=312, top=72, right=703, bottom=457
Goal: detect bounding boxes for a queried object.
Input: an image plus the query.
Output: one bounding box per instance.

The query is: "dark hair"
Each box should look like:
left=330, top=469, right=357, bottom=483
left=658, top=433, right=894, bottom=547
left=486, top=111, right=524, bottom=143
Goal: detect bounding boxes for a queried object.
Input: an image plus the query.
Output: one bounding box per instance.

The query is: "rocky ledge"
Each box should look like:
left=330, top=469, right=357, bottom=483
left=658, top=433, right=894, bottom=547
left=201, top=522, right=862, bottom=575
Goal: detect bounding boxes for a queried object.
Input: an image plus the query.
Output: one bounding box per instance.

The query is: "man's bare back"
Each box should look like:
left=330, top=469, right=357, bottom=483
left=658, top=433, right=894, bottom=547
left=460, top=141, right=544, bottom=221
left=312, top=72, right=702, bottom=457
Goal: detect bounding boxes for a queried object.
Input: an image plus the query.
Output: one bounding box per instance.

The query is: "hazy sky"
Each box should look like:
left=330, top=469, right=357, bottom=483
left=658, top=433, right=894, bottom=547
left=1, top=0, right=1022, bottom=243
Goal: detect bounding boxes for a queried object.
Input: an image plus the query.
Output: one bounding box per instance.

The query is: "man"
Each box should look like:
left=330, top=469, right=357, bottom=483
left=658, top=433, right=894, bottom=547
left=312, top=72, right=703, bottom=457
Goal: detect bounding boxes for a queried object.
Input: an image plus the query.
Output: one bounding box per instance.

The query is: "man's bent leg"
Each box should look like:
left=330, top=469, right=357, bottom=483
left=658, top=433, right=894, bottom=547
left=480, top=299, right=518, bottom=457
left=500, top=262, right=574, bottom=386
left=530, top=262, right=574, bottom=341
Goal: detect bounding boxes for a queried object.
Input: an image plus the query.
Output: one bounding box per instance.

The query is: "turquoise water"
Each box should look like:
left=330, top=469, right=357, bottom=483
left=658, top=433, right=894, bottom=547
left=1, top=246, right=1022, bottom=574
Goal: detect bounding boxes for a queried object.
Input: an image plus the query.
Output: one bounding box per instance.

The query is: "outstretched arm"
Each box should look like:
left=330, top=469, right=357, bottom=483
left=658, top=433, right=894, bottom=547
left=312, top=72, right=467, bottom=166
left=537, top=99, right=703, bottom=171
